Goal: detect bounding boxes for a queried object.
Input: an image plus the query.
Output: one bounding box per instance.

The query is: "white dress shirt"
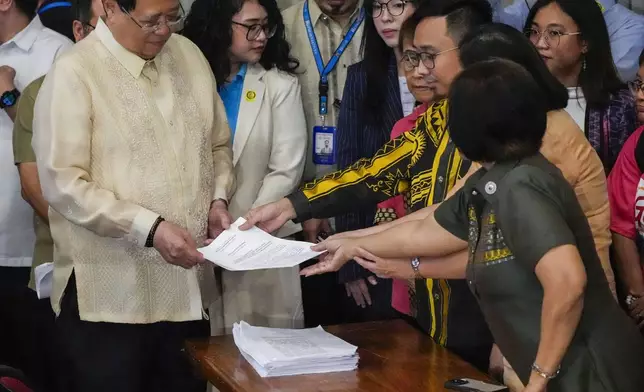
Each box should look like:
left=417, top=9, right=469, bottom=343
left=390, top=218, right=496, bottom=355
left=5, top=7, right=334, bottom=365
left=0, top=16, right=71, bottom=267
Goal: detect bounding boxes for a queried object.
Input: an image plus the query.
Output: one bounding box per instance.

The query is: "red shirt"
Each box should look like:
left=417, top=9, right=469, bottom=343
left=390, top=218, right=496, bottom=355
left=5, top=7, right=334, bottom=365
left=608, top=125, right=644, bottom=241
left=377, top=103, right=429, bottom=316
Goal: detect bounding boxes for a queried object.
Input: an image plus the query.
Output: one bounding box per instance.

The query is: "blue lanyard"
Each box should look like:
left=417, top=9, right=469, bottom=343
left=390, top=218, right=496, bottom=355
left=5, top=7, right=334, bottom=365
left=37, top=1, right=72, bottom=13
left=303, top=0, right=364, bottom=119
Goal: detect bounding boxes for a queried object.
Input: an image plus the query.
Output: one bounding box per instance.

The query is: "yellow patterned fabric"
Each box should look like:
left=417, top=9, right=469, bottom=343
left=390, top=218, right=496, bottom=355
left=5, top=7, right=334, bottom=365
left=290, top=100, right=469, bottom=220
left=288, top=100, right=484, bottom=348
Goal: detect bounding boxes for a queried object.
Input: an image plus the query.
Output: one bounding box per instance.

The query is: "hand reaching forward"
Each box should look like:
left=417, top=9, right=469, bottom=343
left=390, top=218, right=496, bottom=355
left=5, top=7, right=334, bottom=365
left=153, top=221, right=205, bottom=269
left=240, top=198, right=296, bottom=233
left=301, top=237, right=359, bottom=276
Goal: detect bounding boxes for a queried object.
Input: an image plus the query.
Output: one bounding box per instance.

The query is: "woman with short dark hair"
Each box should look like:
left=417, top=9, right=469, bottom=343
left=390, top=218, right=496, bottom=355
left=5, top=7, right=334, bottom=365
left=525, top=0, right=637, bottom=172
left=349, top=59, right=644, bottom=392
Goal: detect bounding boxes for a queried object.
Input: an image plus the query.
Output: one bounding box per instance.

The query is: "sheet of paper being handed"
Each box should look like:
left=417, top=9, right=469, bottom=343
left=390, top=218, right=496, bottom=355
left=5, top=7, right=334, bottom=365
left=198, top=218, right=326, bottom=271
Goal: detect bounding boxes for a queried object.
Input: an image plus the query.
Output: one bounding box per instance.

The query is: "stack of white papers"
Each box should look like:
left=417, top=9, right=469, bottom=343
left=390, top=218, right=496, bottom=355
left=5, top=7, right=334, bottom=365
left=198, top=218, right=324, bottom=271
left=232, top=321, right=359, bottom=377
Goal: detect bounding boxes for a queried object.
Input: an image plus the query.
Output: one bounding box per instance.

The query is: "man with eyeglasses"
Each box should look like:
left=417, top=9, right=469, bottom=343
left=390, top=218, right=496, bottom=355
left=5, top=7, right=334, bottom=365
left=239, top=0, right=496, bottom=372
left=11, top=0, right=101, bottom=389
left=31, top=0, right=235, bottom=390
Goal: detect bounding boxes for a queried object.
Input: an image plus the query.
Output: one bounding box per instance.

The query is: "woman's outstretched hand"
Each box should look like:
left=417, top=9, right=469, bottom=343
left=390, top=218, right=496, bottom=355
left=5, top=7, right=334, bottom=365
left=301, top=237, right=358, bottom=276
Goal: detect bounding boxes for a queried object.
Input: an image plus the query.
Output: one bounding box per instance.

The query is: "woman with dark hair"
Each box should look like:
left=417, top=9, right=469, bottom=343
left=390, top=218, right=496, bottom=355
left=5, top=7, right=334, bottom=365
left=183, top=0, right=308, bottom=331
left=327, top=59, right=644, bottom=392
left=304, top=23, right=615, bottom=387
left=526, top=0, right=637, bottom=172
left=435, top=58, right=644, bottom=391
left=332, top=0, right=422, bottom=319
left=459, top=24, right=615, bottom=296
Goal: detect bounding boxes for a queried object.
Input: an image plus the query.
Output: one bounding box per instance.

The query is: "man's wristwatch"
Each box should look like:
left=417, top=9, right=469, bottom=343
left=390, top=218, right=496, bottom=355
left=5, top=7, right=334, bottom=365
left=411, top=257, right=423, bottom=279
left=0, top=88, right=20, bottom=109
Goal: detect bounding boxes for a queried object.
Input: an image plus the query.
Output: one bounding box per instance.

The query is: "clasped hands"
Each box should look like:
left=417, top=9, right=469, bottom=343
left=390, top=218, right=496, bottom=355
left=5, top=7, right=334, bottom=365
left=152, top=199, right=232, bottom=269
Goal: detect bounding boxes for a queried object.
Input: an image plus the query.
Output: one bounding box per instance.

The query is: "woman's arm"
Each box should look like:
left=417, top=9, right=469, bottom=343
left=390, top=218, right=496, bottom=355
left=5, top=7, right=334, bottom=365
left=304, top=190, right=470, bottom=276
left=354, top=248, right=468, bottom=280
left=329, top=205, right=436, bottom=240
left=527, top=245, right=586, bottom=391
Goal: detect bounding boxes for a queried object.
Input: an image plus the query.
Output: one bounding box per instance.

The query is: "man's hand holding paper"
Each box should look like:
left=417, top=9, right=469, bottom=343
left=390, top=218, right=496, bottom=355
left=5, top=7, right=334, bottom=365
left=198, top=218, right=325, bottom=271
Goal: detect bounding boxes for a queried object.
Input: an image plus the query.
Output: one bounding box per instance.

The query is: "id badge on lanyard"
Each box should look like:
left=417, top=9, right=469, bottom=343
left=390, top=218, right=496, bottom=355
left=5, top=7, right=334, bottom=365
left=303, top=0, right=364, bottom=165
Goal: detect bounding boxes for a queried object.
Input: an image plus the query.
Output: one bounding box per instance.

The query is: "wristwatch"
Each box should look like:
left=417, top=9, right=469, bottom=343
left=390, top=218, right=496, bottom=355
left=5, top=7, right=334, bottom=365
left=0, top=88, right=20, bottom=109
left=411, top=257, right=423, bottom=279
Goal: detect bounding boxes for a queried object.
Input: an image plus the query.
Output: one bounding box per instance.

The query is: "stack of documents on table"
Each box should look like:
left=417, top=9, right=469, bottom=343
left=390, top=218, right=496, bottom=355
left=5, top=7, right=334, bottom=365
left=198, top=218, right=324, bottom=271
left=232, top=321, right=359, bottom=377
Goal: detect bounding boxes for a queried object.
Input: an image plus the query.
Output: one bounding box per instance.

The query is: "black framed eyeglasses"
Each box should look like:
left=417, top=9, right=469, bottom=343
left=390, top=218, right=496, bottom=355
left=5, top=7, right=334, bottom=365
left=629, top=79, right=644, bottom=95
left=232, top=21, right=277, bottom=41
left=401, top=47, right=458, bottom=71
left=369, top=0, right=412, bottom=18
left=524, top=28, right=581, bottom=48
left=120, top=3, right=186, bottom=33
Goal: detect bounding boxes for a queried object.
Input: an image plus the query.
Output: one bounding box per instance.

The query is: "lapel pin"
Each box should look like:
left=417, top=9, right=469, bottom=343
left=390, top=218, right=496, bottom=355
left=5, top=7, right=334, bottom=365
left=245, top=90, right=256, bottom=102
left=484, top=181, right=497, bottom=195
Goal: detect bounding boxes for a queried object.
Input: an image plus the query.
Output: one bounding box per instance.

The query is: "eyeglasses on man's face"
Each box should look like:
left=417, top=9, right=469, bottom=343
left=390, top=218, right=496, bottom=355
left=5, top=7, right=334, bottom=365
left=369, top=0, right=412, bottom=18
left=232, top=21, right=277, bottom=41
left=524, top=28, right=581, bottom=49
left=121, top=3, right=186, bottom=34
left=401, top=47, right=458, bottom=72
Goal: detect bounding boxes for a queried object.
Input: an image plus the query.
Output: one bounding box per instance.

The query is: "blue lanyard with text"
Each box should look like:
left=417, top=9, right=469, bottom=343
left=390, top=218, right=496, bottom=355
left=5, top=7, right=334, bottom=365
left=303, top=1, right=364, bottom=125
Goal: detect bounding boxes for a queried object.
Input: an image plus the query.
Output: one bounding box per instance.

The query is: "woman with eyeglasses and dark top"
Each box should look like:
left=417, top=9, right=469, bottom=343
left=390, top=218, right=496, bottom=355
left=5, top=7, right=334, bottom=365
left=525, top=0, right=637, bottom=173
left=607, top=50, right=644, bottom=332
left=182, top=0, right=308, bottom=332
left=331, top=0, right=424, bottom=322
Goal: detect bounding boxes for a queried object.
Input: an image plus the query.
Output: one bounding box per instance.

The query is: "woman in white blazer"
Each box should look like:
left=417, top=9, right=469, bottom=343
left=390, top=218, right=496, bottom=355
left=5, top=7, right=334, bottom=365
left=183, top=0, right=307, bottom=333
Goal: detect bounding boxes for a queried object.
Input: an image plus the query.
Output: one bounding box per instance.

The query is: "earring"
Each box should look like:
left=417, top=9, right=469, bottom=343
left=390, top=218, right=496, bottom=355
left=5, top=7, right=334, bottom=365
left=582, top=58, right=587, bottom=71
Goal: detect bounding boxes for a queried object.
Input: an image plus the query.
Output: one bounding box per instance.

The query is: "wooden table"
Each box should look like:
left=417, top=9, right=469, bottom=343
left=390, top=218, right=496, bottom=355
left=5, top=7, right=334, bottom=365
left=186, top=320, right=493, bottom=391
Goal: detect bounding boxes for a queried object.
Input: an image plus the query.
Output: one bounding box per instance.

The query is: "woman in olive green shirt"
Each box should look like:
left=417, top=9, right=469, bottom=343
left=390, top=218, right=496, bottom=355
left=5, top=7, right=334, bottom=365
left=313, top=59, right=644, bottom=392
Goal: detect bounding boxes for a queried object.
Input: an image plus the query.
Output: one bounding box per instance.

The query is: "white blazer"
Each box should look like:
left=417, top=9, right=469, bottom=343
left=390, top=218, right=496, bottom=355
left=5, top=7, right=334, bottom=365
left=211, top=63, right=308, bottom=334
left=227, top=64, right=306, bottom=236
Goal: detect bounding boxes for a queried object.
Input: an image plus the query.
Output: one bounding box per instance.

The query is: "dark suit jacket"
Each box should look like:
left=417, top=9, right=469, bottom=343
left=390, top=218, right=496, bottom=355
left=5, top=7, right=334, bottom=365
left=335, top=56, right=404, bottom=284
